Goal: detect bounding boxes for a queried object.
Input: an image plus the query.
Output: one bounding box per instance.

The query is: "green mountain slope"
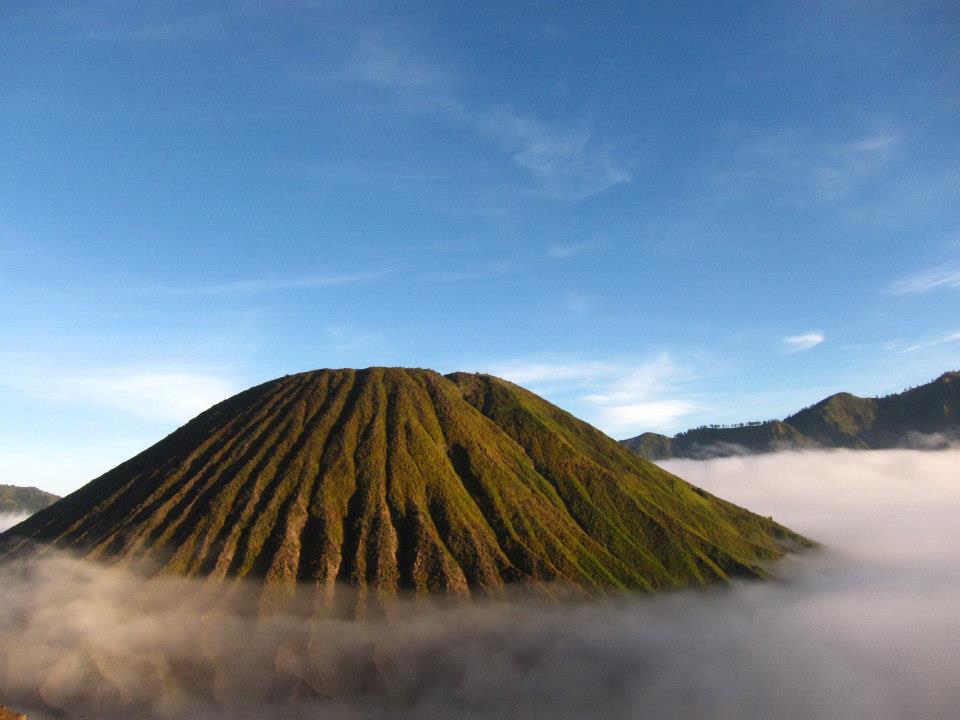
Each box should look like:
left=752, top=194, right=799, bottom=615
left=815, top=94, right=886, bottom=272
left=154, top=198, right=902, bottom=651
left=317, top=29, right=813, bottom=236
left=623, top=371, right=960, bottom=460
left=0, top=484, right=59, bottom=515
left=0, top=368, right=808, bottom=600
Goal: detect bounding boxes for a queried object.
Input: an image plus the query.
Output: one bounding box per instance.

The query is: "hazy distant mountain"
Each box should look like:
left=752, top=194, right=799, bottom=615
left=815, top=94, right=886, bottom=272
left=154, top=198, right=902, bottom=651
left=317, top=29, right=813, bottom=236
left=0, top=484, right=59, bottom=515
left=0, top=368, right=807, bottom=601
left=622, top=371, right=960, bottom=460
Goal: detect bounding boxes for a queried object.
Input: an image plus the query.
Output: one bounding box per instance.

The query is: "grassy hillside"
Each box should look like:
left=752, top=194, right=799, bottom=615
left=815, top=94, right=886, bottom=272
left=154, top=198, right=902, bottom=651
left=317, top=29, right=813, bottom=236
left=623, top=371, right=960, bottom=460
left=1, top=368, right=809, bottom=602
left=0, top=484, right=59, bottom=515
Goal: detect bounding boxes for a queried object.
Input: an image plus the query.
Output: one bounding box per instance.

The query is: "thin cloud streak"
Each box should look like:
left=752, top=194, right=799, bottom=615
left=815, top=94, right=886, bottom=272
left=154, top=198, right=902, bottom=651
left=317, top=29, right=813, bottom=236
left=890, top=264, right=960, bottom=294
left=153, top=271, right=392, bottom=296
left=341, top=30, right=458, bottom=89
left=546, top=244, right=590, bottom=259
left=54, top=5, right=229, bottom=43
left=900, top=330, right=960, bottom=353
left=327, top=325, right=382, bottom=354
left=420, top=260, right=521, bottom=283
left=783, top=332, right=825, bottom=353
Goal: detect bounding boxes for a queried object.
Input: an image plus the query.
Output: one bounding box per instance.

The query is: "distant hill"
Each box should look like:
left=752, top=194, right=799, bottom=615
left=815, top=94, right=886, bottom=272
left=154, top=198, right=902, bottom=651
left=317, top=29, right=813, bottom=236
left=622, top=371, right=960, bottom=460
left=0, top=484, right=59, bottom=515
left=0, top=367, right=808, bottom=602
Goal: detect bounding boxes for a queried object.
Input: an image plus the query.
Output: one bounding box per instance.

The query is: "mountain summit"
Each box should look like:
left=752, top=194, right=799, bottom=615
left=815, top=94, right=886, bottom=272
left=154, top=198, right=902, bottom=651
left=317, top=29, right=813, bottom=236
left=1, top=368, right=807, bottom=598
left=623, top=371, right=960, bottom=460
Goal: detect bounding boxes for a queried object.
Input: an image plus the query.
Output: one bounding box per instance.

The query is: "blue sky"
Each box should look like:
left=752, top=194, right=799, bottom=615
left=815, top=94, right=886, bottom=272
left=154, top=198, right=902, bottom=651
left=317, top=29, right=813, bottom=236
left=2, top=1, right=959, bottom=494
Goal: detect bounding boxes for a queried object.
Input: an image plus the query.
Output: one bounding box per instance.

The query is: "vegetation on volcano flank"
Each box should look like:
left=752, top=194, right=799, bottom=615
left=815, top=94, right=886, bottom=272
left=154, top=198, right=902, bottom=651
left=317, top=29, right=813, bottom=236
left=0, top=368, right=809, bottom=602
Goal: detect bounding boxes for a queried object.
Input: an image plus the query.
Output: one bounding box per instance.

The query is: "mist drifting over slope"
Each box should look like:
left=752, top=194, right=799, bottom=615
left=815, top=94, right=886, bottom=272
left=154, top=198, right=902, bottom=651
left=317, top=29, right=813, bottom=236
left=0, top=514, right=28, bottom=533
left=2, top=449, right=959, bottom=720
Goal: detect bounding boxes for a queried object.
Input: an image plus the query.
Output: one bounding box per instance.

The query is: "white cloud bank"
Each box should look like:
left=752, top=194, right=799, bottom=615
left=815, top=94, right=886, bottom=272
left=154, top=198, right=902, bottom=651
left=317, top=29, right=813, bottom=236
left=782, top=331, right=824, bottom=352
left=490, top=355, right=697, bottom=433
left=2, top=449, right=959, bottom=720
left=490, top=360, right=618, bottom=385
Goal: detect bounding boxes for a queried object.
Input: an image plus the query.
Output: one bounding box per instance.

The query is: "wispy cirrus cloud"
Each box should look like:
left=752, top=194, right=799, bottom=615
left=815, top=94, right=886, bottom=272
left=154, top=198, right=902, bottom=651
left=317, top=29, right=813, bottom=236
left=546, top=244, right=590, bottom=259
left=51, top=2, right=255, bottom=43
left=900, top=330, right=960, bottom=353
left=716, top=130, right=898, bottom=204
left=890, top=263, right=960, bottom=294
left=328, top=325, right=382, bottom=354
left=421, top=259, right=521, bottom=283
left=336, top=32, right=630, bottom=201
left=563, top=294, right=595, bottom=316
left=341, top=31, right=458, bottom=89
left=489, top=355, right=697, bottom=434
left=153, top=271, right=391, bottom=296
left=478, top=110, right=630, bottom=200
left=782, top=332, right=825, bottom=353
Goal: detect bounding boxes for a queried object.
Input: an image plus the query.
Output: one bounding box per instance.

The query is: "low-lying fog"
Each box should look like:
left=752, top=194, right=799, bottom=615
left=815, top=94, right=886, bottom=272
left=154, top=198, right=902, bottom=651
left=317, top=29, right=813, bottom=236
left=2, top=449, right=958, bottom=720
left=0, top=514, right=29, bottom=533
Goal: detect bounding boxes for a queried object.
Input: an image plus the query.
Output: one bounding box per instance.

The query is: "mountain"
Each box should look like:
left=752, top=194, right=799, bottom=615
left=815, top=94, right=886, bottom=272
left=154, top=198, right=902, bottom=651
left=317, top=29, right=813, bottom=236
left=623, top=371, right=960, bottom=460
left=0, top=368, right=808, bottom=601
left=0, top=485, right=59, bottom=515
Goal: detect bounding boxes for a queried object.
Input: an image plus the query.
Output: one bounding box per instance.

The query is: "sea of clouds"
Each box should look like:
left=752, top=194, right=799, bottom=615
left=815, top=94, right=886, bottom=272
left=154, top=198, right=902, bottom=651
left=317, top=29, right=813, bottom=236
left=1, top=449, right=958, bottom=720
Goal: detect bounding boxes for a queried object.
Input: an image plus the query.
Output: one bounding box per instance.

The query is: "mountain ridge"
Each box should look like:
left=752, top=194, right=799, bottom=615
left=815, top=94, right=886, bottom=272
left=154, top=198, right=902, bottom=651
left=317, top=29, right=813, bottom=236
left=0, top=485, right=60, bottom=516
left=0, top=367, right=808, bottom=604
left=622, top=371, right=960, bottom=460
